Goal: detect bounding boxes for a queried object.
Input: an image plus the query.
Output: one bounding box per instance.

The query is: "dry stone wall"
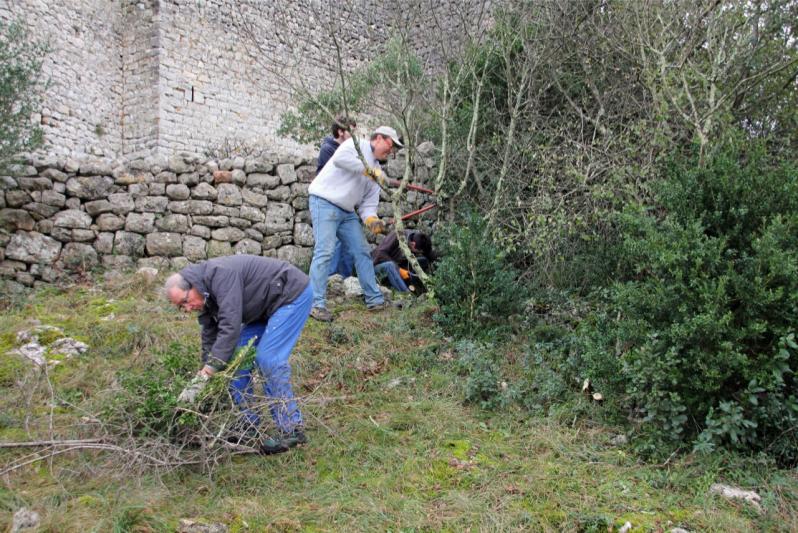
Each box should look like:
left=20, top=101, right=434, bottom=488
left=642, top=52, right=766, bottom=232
left=0, top=146, right=434, bottom=289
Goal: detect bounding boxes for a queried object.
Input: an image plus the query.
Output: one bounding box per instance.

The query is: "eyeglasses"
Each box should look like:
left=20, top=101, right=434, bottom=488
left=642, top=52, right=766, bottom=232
left=177, top=290, right=190, bottom=308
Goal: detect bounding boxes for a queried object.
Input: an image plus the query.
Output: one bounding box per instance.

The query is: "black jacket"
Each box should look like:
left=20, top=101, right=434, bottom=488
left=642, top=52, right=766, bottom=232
left=316, top=136, right=340, bottom=174
left=179, top=255, right=309, bottom=369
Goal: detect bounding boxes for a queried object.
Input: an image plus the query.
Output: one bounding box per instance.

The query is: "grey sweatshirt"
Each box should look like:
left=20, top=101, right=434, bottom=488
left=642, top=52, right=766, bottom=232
left=307, top=137, right=381, bottom=221
left=179, top=255, right=309, bottom=369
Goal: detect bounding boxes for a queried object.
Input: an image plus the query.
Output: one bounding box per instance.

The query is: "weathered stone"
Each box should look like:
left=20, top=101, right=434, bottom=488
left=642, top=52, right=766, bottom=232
left=41, top=190, right=66, bottom=207
left=84, top=199, right=113, bottom=216
left=63, top=158, right=80, bottom=173
left=277, top=245, right=312, bottom=267
left=343, top=276, right=364, bottom=298
left=213, top=170, right=233, bottom=184
left=166, top=183, right=190, bottom=200
left=94, top=232, right=114, bottom=254
left=293, top=222, right=314, bottom=246
left=192, top=215, right=229, bottom=227
left=189, top=225, right=211, bottom=239
left=23, top=202, right=60, bottom=219
left=276, top=163, right=298, bottom=185
left=0, top=209, right=35, bottom=231
left=178, top=172, right=200, bottom=186
left=128, top=183, right=148, bottom=198
left=216, top=183, right=243, bottom=206
left=234, top=238, right=262, bottom=255
left=264, top=203, right=294, bottom=233
left=295, top=165, right=315, bottom=183
left=168, top=200, right=213, bottom=215
left=231, top=169, right=246, bottom=186
left=417, top=141, right=436, bottom=157
left=239, top=204, right=266, bottom=222
left=65, top=197, right=81, bottom=210
left=102, top=254, right=135, bottom=269
left=53, top=209, right=92, bottom=229
left=245, top=228, right=264, bottom=241
left=72, top=229, right=95, bottom=242
left=219, top=158, right=233, bottom=171
left=266, top=185, right=291, bottom=201
left=148, top=182, right=165, bottom=195
left=79, top=160, right=113, bottom=175
left=41, top=168, right=69, bottom=182
left=155, top=171, right=178, bottom=184
left=114, top=171, right=151, bottom=185
left=66, top=176, right=114, bottom=199
left=247, top=173, right=280, bottom=189
left=96, top=213, right=125, bottom=231
left=125, top=212, right=155, bottom=233
left=245, top=158, right=273, bottom=173
left=35, top=218, right=52, bottom=233
left=242, top=189, right=268, bottom=207
left=229, top=217, right=251, bottom=229
left=50, top=226, right=72, bottom=242
left=11, top=507, right=40, bottom=533
left=0, top=260, right=26, bottom=275
left=294, top=210, right=311, bottom=224
left=5, top=190, right=31, bottom=207
left=9, top=164, right=37, bottom=177
left=15, top=271, right=34, bottom=286
left=19, top=177, right=52, bottom=191
left=168, top=156, right=192, bottom=174
left=211, top=227, right=245, bottom=242
left=146, top=232, right=183, bottom=256
left=291, top=196, right=309, bottom=210
left=113, top=231, right=145, bottom=256
left=213, top=205, right=239, bottom=217
left=53, top=182, right=66, bottom=194
left=61, top=242, right=98, bottom=269
left=156, top=214, right=189, bottom=233
left=207, top=239, right=232, bottom=258
left=191, top=182, right=217, bottom=200
left=136, top=256, right=170, bottom=271
left=135, top=196, right=168, bottom=213
left=6, top=232, right=62, bottom=263
left=183, top=235, right=207, bottom=261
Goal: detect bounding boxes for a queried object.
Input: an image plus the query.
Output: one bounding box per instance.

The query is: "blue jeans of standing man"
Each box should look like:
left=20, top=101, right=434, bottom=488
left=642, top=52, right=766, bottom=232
left=228, top=284, right=312, bottom=434
left=308, top=195, right=384, bottom=309
left=374, top=261, right=410, bottom=292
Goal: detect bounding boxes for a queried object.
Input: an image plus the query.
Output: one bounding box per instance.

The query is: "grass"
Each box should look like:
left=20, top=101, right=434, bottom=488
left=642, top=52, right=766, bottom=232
left=0, top=274, right=797, bottom=531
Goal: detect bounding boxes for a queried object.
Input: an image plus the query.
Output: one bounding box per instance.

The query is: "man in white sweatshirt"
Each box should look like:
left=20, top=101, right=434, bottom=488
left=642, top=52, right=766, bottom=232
left=307, top=126, right=402, bottom=321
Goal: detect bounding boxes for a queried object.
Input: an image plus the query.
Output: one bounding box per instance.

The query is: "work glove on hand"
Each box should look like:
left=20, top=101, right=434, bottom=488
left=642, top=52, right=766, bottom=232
left=363, top=166, right=386, bottom=186
left=177, top=372, right=210, bottom=404
left=364, top=215, right=385, bottom=235
left=399, top=267, right=410, bottom=281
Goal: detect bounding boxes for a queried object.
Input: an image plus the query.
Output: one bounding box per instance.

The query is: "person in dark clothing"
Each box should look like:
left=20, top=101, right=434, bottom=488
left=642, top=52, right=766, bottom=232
left=317, top=115, right=357, bottom=278
left=372, top=230, right=433, bottom=292
left=316, top=115, right=356, bottom=174
left=164, top=254, right=312, bottom=454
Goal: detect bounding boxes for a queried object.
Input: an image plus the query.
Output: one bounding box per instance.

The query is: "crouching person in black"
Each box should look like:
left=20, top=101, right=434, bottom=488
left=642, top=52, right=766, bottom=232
left=372, top=230, right=433, bottom=293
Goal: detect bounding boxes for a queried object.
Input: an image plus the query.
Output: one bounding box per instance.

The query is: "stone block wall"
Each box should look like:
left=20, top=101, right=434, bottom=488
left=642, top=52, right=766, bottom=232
left=0, top=0, right=123, bottom=158
left=0, top=146, right=435, bottom=289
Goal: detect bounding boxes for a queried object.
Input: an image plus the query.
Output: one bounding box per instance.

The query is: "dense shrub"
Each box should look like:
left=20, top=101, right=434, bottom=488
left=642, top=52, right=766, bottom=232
left=432, top=213, right=525, bottom=340
left=571, top=140, right=798, bottom=462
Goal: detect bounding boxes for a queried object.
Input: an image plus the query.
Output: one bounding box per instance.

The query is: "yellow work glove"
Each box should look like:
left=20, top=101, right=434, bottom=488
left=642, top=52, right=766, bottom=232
left=364, top=166, right=386, bottom=186
left=365, top=216, right=385, bottom=235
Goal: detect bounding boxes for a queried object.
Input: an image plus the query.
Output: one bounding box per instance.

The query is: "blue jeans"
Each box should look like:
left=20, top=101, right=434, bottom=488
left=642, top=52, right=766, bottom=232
left=374, top=261, right=410, bottom=292
left=308, top=195, right=383, bottom=309
left=329, top=240, right=354, bottom=278
left=228, top=284, right=312, bottom=433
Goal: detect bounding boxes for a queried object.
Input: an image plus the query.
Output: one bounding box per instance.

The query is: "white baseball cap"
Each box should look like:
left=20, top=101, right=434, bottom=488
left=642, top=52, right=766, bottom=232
left=373, top=126, right=403, bottom=147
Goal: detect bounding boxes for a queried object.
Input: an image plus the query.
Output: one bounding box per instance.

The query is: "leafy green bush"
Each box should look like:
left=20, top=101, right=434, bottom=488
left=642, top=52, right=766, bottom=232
left=572, top=140, right=798, bottom=463
left=433, top=213, right=525, bottom=339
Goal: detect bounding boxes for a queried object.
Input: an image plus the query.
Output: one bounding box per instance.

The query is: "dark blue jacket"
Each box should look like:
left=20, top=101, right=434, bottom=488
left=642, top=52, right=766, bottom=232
left=180, top=255, right=309, bottom=369
left=316, top=136, right=340, bottom=174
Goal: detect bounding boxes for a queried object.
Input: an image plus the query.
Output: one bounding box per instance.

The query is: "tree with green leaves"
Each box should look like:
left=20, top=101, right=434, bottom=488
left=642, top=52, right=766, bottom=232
left=0, top=20, right=47, bottom=171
